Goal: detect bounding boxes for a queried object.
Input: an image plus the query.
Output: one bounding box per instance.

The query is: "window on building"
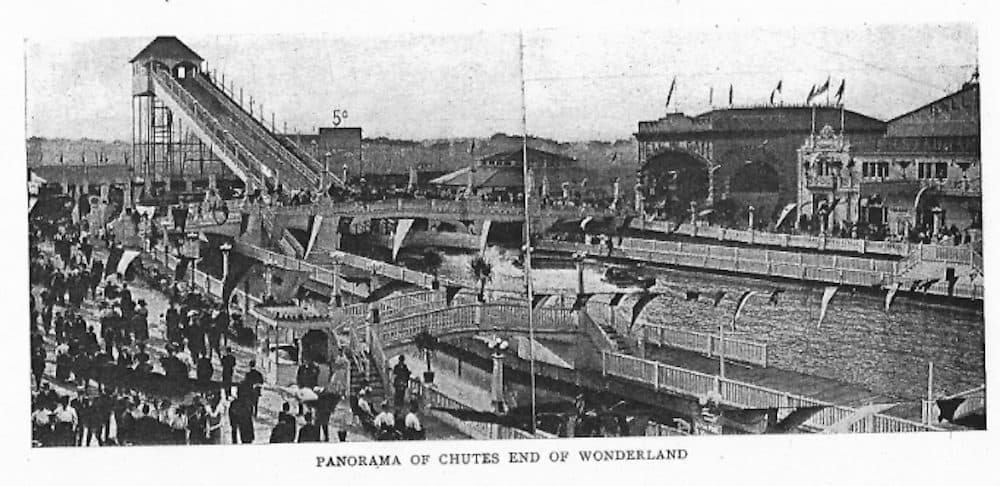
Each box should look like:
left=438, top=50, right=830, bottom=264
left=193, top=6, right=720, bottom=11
left=935, top=162, right=949, bottom=179
left=862, top=161, right=889, bottom=179
left=918, top=162, right=949, bottom=180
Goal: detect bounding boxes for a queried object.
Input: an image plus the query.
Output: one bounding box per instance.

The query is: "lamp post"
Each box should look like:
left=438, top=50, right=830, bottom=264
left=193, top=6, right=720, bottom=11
left=219, top=242, right=232, bottom=291
left=181, top=231, right=201, bottom=290
left=487, top=335, right=510, bottom=414
left=264, top=255, right=275, bottom=302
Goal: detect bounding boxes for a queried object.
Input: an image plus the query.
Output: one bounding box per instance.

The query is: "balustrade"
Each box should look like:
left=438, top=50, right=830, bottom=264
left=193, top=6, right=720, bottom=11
left=601, top=350, right=936, bottom=433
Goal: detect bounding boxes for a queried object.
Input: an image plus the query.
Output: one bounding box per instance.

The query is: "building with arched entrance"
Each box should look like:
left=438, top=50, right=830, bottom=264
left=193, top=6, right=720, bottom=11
left=635, top=105, right=885, bottom=227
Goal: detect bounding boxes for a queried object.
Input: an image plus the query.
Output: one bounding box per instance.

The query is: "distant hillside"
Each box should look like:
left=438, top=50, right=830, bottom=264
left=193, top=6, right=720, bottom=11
left=26, top=133, right=640, bottom=195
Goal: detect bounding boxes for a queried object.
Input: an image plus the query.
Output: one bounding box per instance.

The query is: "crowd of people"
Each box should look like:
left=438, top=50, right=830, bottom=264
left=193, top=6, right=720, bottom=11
left=29, top=195, right=433, bottom=446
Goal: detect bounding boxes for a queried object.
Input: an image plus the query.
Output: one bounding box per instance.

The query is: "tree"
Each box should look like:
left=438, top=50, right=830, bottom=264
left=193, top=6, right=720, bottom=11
left=413, top=330, right=439, bottom=383
left=421, top=249, right=443, bottom=276
left=469, top=255, right=493, bottom=302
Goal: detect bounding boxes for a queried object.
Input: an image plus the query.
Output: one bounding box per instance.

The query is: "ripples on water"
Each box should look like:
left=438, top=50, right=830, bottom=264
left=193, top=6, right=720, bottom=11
left=435, top=247, right=985, bottom=402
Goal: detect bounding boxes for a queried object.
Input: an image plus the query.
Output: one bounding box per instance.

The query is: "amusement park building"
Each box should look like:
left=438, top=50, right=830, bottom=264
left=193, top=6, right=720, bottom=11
left=636, top=82, right=981, bottom=236
left=635, top=104, right=886, bottom=224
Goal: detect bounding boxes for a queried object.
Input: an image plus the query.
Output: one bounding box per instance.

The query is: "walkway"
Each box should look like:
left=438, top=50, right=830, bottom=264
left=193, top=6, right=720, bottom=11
left=32, top=245, right=467, bottom=445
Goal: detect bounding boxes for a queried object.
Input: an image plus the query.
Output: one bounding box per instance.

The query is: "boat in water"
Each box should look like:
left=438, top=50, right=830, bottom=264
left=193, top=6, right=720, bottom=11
left=602, top=264, right=656, bottom=289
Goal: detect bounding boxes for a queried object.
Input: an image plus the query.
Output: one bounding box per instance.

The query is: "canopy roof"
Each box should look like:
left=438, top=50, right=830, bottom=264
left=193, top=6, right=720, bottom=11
left=131, top=36, right=204, bottom=64
left=429, top=166, right=526, bottom=188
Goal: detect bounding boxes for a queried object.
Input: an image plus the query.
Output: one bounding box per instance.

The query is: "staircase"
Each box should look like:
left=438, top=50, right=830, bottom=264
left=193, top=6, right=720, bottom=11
left=349, top=351, right=386, bottom=403
left=260, top=208, right=306, bottom=258
left=597, top=318, right=632, bottom=353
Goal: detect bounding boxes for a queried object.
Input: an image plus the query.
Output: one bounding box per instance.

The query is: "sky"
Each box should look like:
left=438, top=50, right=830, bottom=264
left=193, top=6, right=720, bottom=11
left=25, top=23, right=977, bottom=142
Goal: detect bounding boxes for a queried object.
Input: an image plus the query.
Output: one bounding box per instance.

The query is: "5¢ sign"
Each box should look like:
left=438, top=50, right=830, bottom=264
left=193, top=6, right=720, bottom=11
left=332, top=109, right=349, bottom=127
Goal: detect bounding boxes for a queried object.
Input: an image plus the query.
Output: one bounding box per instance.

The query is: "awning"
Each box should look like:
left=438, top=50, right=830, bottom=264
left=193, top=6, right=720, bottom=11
left=430, top=166, right=524, bottom=188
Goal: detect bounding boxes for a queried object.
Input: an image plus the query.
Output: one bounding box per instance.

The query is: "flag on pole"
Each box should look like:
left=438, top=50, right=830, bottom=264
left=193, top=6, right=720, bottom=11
left=884, top=283, right=901, bottom=313
left=728, top=84, right=733, bottom=106
left=835, top=79, right=845, bottom=104
left=770, top=80, right=783, bottom=105
left=732, top=291, right=757, bottom=330
left=817, top=76, right=831, bottom=94
left=809, top=76, right=831, bottom=105
left=665, top=76, right=677, bottom=111
left=708, top=86, right=714, bottom=105
left=817, top=285, right=840, bottom=327
left=806, top=85, right=816, bottom=104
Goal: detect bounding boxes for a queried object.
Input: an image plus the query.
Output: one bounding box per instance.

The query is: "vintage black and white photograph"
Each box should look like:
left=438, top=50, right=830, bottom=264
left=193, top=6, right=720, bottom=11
left=23, top=20, right=985, bottom=450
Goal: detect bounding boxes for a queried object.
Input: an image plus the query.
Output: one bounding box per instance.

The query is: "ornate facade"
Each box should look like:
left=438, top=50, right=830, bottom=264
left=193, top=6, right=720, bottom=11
left=635, top=106, right=885, bottom=226
left=795, top=82, right=981, bottom=239
left=796, top=124, right=856, bottom=232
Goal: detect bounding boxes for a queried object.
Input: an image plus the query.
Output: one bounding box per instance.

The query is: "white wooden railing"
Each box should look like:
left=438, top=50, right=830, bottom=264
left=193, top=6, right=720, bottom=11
left=601, top=350, right=938, bottom=433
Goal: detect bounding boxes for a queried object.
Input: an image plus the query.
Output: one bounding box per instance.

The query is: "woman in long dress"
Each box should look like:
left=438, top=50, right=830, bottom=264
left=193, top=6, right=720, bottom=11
left=330, top=350, right=352, bottom=442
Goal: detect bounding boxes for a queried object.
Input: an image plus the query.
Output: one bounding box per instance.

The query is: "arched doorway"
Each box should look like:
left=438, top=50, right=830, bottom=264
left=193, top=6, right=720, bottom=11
left=916, top=195, right=944, bottom=237
left=729, top=161, right=779, bottom=193
left=640, top=150, right=709, bottom=219
left=728, top=160, right=781, bottom=228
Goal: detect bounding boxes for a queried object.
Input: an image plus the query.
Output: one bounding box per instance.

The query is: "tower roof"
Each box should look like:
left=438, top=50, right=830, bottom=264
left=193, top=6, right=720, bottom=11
left=130, top=36, right=204, bottom=64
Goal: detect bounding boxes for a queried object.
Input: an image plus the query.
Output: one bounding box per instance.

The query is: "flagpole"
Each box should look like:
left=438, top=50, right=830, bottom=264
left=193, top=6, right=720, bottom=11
left=826, top=76, right=830, bottom=106
left=518, top=30, right=538, bottom=434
